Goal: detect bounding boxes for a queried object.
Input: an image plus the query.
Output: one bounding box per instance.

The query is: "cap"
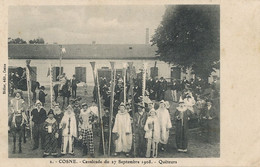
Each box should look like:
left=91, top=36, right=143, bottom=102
left=48, top=109, right=54, bottom=115
left=35, top=100, right=42, bottom=105
left=82, top=103, right=88, bottom=107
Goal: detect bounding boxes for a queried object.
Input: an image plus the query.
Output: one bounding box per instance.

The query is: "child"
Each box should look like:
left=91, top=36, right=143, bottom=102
left=112, top=103, right=132, bottom=157
left=144, top=109, right=160, bottom=158
left=60, top=105, right=77, bottom=155
left=43, top=109, right=59, bottom=157
left=39, top=86, right=47, bottom=106
left=174, top=98, right=192, bottom=152
left=53, top=103, right=64, bottom=148
left=79, top=103, right=97, bottom=157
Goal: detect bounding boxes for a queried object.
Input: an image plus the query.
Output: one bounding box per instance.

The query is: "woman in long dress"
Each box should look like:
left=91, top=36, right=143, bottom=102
left=43, top=109, right=59, bottom=157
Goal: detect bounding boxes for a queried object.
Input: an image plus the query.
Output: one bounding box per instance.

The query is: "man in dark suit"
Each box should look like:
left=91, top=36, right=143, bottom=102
left=71, top=75, right=80, bottom=98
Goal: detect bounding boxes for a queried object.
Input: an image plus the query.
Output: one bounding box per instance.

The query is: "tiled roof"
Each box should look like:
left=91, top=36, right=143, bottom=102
left=8, top=44, right=158, bottom=60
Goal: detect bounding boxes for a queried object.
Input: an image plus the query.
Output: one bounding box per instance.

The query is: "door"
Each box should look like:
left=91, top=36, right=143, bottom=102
left=150, top=67, right=158, bottom=78
left=52, top=67, right=63, bottom=81
left=75, top=67, right=86, bottom=82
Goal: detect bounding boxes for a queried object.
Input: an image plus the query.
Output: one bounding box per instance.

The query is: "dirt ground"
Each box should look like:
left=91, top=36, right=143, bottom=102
left=8, top=86, right=220, bottom=158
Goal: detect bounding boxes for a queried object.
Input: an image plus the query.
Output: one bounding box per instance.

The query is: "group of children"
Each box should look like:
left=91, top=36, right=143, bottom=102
left=41, top=101, right=99, bottom=157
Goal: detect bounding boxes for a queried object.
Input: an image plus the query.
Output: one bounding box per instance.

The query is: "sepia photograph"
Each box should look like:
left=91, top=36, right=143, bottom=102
left=7, top=5, right=220, bottom=159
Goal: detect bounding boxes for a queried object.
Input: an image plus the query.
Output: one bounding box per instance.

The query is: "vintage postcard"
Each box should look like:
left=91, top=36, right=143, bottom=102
left=0, top=0, right=260, bottom=166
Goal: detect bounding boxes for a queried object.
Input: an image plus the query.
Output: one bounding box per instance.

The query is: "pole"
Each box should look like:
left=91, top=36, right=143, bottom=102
left=49, top=64, right=54, bottom=108
left=128, top=62, right=136, bottom=157
left=142, top=62, right=147, bottom=107
left=59, top=45, right=62, bottom=76
left=108, top=62, right=116, bottom=156
left=25, top=60, right=32, bottom=140
left=123, top=63, right=127, bottom=104
left=90, top=62, right=106, bottom=155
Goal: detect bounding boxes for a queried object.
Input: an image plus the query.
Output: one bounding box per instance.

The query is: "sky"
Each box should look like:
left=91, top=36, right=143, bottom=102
left=8, top=6, right=166, bottom=44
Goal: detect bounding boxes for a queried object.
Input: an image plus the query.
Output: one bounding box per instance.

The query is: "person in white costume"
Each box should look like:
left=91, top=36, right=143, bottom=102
left=60, top=105, right=77, bottom=155
left=144, top=109, right=160, bottom=158
left=156, top=100, right=172, bottom=151
left=112, top=103, right=132, bottom=157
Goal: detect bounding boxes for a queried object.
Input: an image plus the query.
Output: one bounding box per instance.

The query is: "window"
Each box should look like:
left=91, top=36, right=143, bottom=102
left=75, top=67, right=86, bottom=83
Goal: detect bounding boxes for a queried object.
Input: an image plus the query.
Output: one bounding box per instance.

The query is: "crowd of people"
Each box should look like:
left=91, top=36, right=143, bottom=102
left=8, top=71, right=220, bottom=158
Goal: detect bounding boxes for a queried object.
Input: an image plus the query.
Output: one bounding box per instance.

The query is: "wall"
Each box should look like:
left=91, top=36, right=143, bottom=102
left=8, top=59, right=173, bottom=86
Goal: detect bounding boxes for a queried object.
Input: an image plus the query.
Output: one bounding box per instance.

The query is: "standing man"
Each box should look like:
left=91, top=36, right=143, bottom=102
left=31, top=100, right=47, bottom=150
left=133, top=103, right=148, bottom=157
left=71, top=75, right=80, bottom=99
left=38, top=86, right=47, bottom=107
left=171, top=80, right=178, bottom=102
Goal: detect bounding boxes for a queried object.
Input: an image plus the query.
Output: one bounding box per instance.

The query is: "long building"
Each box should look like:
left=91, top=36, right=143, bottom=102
left=8, top=44, right=218, bottom=86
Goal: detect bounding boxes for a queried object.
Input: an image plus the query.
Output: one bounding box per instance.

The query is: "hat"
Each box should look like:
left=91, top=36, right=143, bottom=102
left=159, top=100, right=165, bottom=104
left=76, top=96, right=82, bottom=101
left=136, top=102, right=145, bottom=108
left=179, top=97, right=184, bottom=104
left=82, top=103, right=88, bottom=107
left=66, top=105, right=73, bottom=111
left=54, top=103, right=60, bottom=106
left=48, top=109, right=54, bottom=115
left=14, top=90, right=23, bottom=97
left=40, top=86, right=45, bottom=90
left=35, top=100, right=42, bottom=105
left=118, top=102, right=125, bottom=108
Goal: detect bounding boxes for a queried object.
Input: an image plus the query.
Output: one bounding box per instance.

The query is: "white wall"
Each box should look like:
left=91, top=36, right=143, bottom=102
left=8, top=59, right=172, bottom=86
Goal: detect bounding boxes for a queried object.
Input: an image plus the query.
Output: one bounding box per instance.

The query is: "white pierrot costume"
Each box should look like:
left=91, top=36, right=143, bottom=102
left=112, top=107, right=132, bottom=153
left=61, top=107, right=77, bottom=138
left=156, top=100, right=172, bottom=144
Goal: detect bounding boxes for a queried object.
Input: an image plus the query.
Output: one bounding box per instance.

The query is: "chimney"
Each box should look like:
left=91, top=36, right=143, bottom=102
left=145, top=28, right=149, bottom=45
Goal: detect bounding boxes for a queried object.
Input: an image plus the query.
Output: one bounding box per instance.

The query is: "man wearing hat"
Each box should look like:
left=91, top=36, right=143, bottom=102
left=156, top=100, right=172, bottom=151
left=39, top=86, right=47, bottom=106
left=43, top=109, right=59, bottom=157
left=112, top=103, right=132, bottom=157
left=31, top=100, right=47, bottom=150
left=9, top=91, right=27, bottom=125
left=71, top=74, right=80, bottom=99
left=133, top=103, right=148, bottom=157
left=9, top=91, right=28, bottom=153
left=174, top=98, right=192, bottom=152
